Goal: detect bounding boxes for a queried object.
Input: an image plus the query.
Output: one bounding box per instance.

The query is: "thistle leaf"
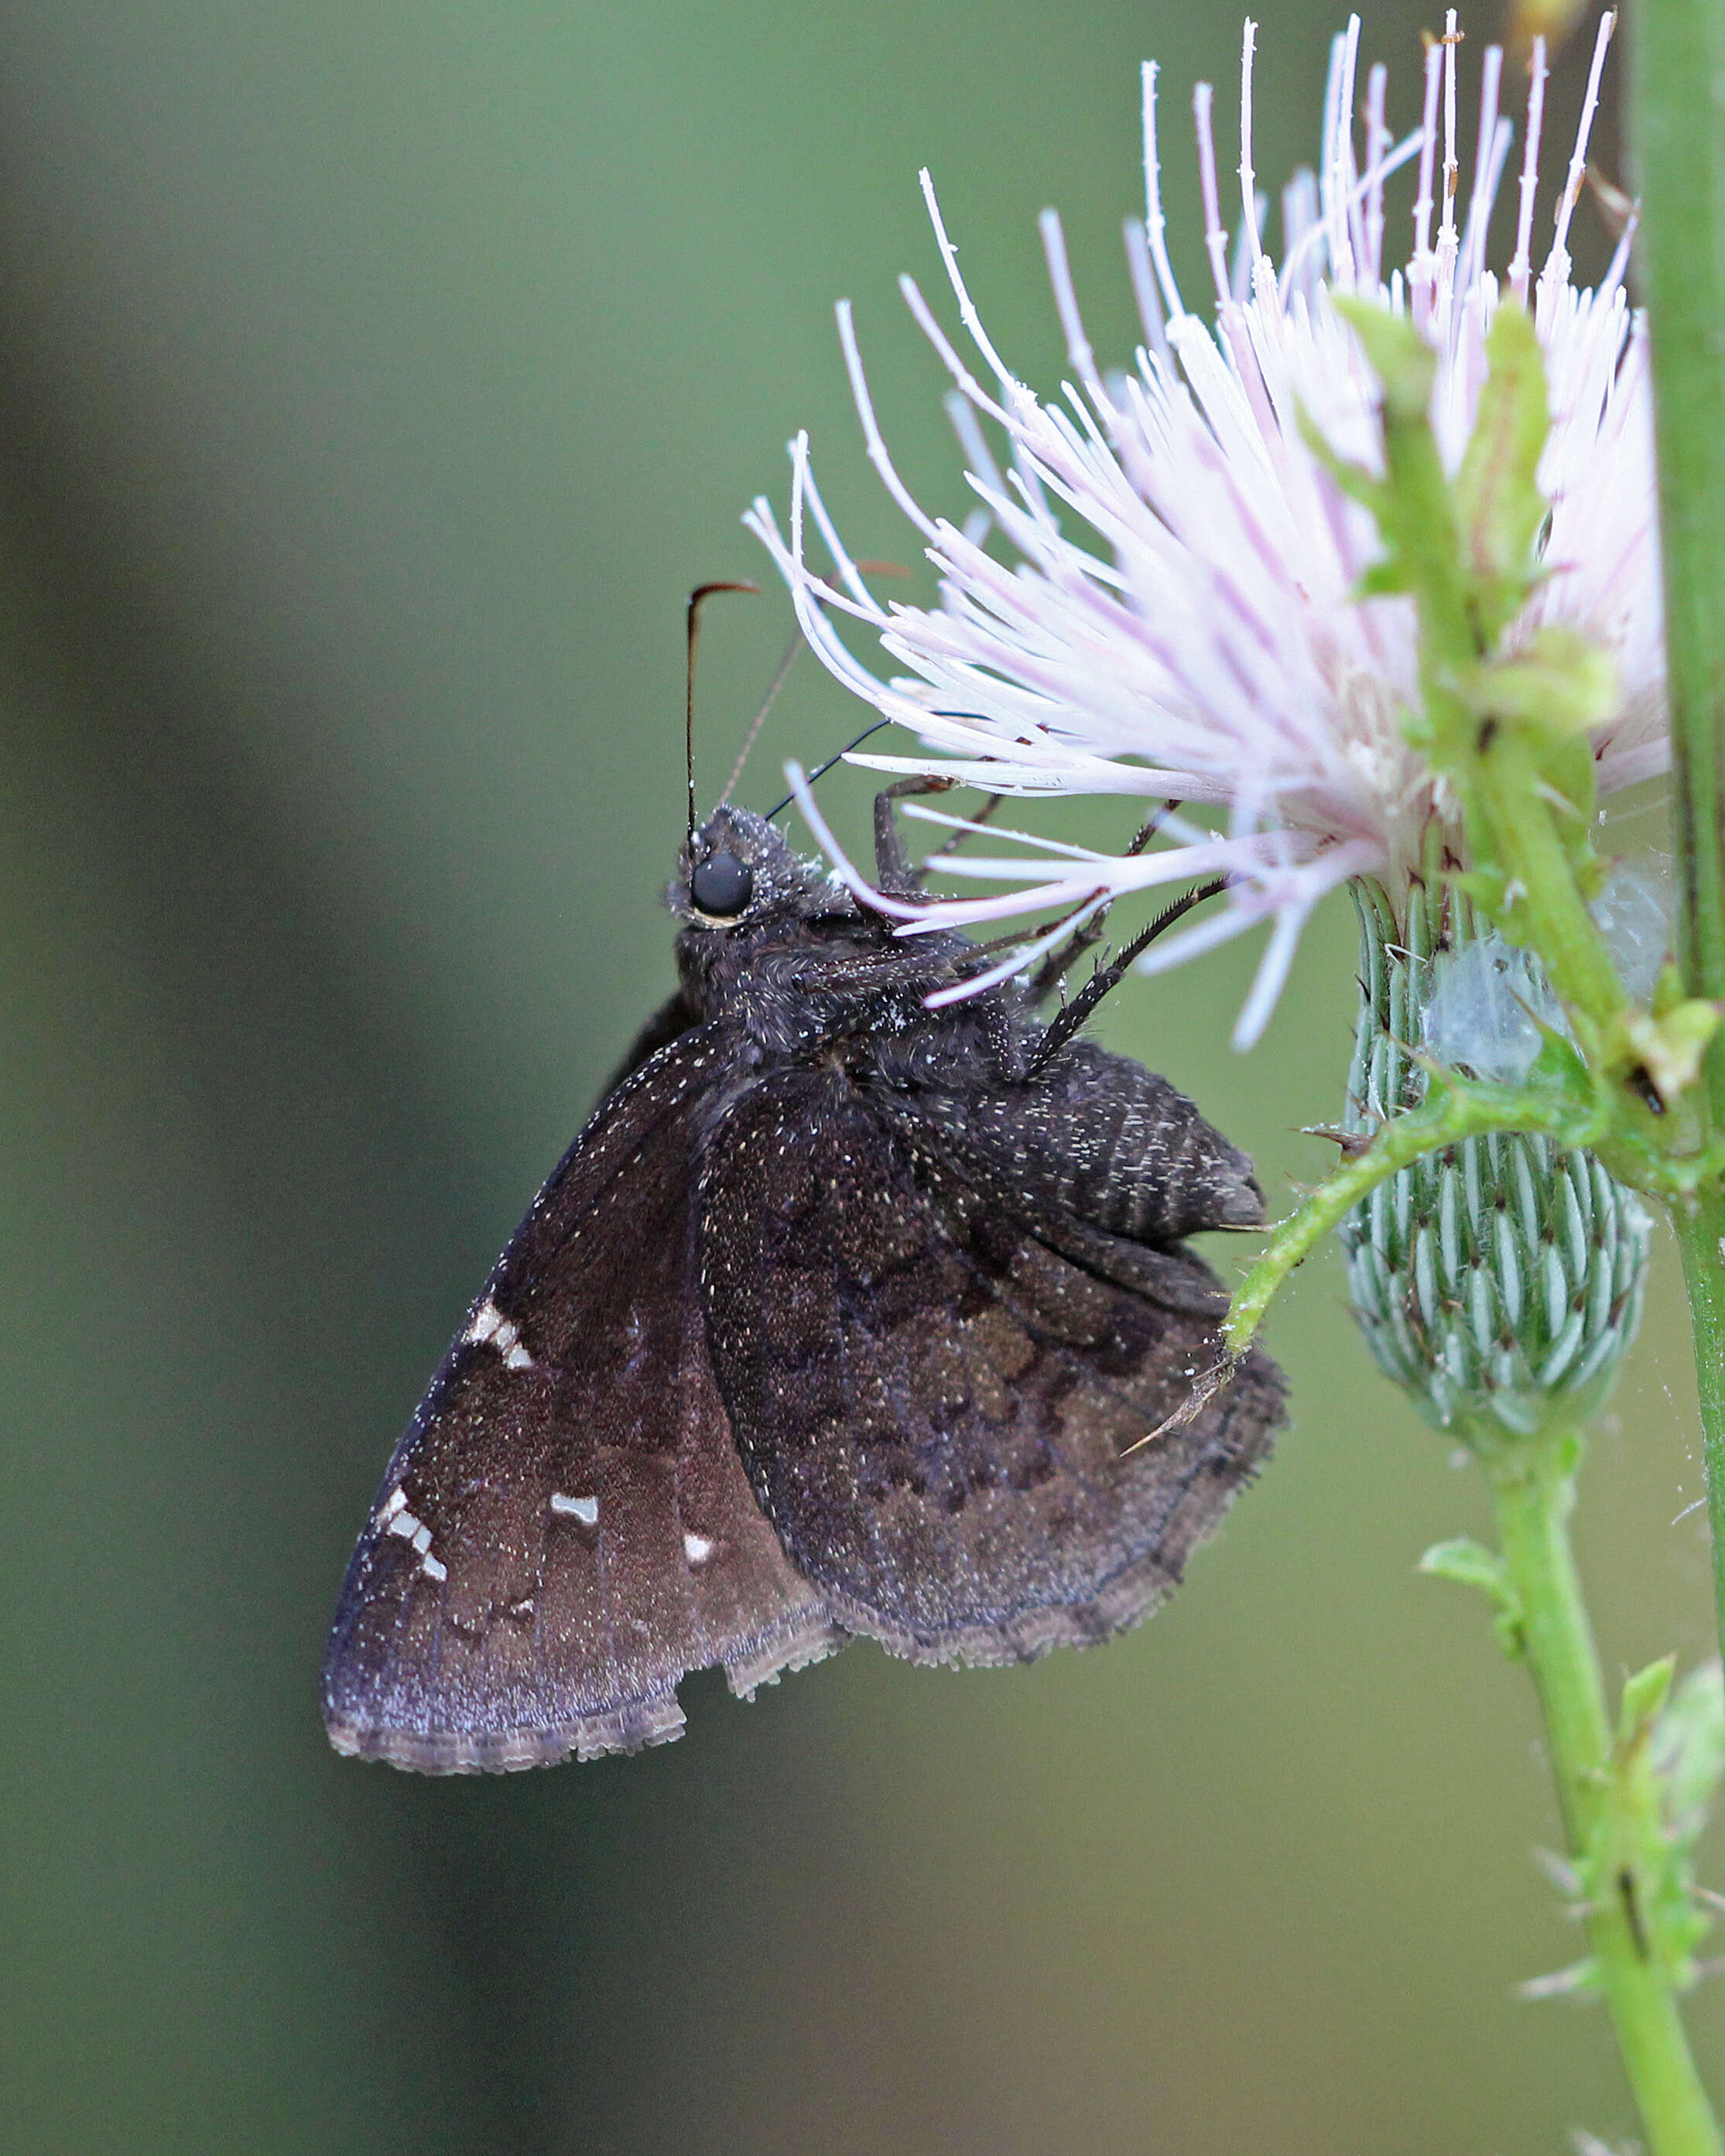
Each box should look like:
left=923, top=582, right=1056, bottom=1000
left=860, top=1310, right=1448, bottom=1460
left=1620, top=1655, right=1678, bottom=1745
left=1622, top=1001, right=1724, bottom=1104
left=1453, top=303, right=1551, bottom=645
left=1460, top=628, right=1619, bottom=737
left=1335, top=296, right=1436, bottom=419
left=1652, top=1661, right=1725, bottom=1850
left=1419, top=1535, right=1513, bottom=1597
left=1420, top=1537, right=1525, bottom=1653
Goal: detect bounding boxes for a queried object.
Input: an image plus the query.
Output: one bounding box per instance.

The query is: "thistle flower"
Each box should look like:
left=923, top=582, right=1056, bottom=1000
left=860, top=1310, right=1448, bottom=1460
left=746, top=11, right=1662, bottom=1046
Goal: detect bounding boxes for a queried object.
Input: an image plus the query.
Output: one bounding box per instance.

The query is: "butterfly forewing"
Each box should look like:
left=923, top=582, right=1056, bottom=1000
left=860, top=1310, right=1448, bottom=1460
left=698, top=1066, right=1279, bottom=1665
left=322, top=1027, right=842, bottom=1772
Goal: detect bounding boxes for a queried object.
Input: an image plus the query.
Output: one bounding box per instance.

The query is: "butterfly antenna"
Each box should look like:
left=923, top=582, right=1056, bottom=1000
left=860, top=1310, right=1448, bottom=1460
left=686, top=581, right=760, bottom=839
left=764, top=720, right=895, bottom=821
left=717, top=627, right=805, bottom=807
left=753, top=562, right=915, bottom=820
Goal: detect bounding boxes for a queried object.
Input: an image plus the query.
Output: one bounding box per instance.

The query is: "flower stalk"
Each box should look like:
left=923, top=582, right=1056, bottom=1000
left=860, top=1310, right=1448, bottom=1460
left=1630, top=0, right=1725, bottom=1661
left=1631, top=0, right=1725, bottom=1121
left=1478, top=1426, right=1723, bottom=2156
left=1674, top=1194, right=1725, bottom=1634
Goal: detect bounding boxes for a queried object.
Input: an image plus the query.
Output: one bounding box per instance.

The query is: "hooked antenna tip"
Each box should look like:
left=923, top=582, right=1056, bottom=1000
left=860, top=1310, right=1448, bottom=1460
left=686, top=581, right=761, bottom=840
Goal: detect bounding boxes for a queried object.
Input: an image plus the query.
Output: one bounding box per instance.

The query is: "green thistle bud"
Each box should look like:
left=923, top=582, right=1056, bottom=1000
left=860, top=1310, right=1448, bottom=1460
left=1340, top=868, right=1651, bottom=1446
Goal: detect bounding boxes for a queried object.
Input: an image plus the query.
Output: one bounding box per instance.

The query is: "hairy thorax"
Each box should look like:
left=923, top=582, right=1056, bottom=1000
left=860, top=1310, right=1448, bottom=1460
left=676, top=904, right=1007, bottom=1075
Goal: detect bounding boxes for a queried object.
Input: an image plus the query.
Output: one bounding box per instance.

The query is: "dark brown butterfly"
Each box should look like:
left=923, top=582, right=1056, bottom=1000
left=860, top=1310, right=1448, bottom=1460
left=323, top=786, right=1285, bottom=1771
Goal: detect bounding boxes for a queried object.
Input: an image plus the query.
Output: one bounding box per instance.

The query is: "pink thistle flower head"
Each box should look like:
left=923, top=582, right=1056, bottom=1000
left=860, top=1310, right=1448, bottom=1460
left=745, top=11, right=1662, bottom=1046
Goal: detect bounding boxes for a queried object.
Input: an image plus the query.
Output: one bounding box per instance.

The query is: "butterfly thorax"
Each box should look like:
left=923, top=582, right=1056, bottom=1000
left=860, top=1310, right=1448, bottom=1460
left=671, top=804, right=997, bottom=1068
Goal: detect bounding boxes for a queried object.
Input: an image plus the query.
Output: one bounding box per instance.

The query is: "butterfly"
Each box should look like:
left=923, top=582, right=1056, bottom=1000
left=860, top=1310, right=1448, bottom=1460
left=323, top=780, right=1285, bottom=1771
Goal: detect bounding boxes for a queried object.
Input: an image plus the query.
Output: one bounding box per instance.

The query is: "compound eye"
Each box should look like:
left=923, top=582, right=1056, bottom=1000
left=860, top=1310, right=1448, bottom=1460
left=690, top=848, right=754, bottom=918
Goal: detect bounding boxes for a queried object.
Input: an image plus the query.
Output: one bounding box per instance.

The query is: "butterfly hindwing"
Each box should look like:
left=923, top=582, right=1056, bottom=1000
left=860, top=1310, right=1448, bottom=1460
left=697, top=1066, right=1281, bottom=1665
left=322, top=1026, right=844, bottom=1772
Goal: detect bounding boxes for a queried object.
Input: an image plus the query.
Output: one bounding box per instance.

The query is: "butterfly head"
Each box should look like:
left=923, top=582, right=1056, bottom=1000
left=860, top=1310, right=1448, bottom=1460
left=673, top=806, right=837, bottom=931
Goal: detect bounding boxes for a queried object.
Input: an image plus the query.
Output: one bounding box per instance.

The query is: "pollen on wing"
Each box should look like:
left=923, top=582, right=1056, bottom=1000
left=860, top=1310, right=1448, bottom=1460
left=464, top=1296, right=536, bottom=1369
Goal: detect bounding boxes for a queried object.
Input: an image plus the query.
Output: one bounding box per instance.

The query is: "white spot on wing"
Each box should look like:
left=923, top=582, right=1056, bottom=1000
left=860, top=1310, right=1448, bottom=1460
left=464, top=1298, right=537, bottom=1367
left=382, top=1500, right=445, bottom=1581
left=683, top=1531, right=715, bottom=1566
left=551, top=1492, right=599, bottom=1525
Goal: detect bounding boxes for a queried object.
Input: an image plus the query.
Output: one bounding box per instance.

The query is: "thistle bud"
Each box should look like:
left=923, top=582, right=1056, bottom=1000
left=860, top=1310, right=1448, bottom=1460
left=1340, top=871, right=1651, bottom=1445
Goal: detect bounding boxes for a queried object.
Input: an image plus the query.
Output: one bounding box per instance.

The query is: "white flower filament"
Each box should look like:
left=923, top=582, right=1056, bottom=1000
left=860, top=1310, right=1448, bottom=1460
left=746, top=12, right=1660, bottom=1046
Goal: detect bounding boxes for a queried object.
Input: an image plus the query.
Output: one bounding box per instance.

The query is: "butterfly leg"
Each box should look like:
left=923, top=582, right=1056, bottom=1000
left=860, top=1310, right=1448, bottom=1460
left=871, top=782, right=1005, bottom=896
left=872, top=777, right=958, bottom=895
left=1023, top=803, right=1186, bottom=1012
left=1028, top=878, right=1228, bottom=1076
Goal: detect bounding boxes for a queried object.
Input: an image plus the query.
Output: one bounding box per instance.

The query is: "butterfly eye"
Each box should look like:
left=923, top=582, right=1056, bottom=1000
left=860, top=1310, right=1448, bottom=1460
left=690, top=849, right=754, bottom=918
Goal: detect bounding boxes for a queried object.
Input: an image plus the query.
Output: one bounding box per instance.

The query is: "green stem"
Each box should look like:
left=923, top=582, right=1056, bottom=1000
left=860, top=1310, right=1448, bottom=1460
left=1673, top=1189, right=1725, bottom=1653
left=1629, top=0, right=1725, bottom=1131
left=1485, top=1429, right=1722, bottom=2156
left=1633, top=0, right=1725, bottom=1683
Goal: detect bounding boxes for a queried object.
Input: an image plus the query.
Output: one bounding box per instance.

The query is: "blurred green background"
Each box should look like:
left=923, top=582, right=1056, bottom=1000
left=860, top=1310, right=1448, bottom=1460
left=1, top=2, right=1716, bottom=2151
